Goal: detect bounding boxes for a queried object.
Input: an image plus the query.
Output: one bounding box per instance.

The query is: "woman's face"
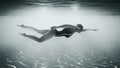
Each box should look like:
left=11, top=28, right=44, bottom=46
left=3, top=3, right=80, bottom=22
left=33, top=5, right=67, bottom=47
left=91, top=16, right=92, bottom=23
left=76, top=24, right=83, bottom=33
left=76, top=27, right=82, bottom=33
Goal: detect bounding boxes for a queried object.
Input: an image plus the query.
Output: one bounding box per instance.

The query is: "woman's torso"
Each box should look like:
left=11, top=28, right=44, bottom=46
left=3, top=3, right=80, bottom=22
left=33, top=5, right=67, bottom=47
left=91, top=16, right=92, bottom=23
left=54, top=27, right=76, bottom=38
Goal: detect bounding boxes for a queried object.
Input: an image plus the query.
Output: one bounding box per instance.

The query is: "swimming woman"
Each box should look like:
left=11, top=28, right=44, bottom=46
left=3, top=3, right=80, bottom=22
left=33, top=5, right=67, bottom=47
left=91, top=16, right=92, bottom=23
left=17, top=24, right=97, bottom=43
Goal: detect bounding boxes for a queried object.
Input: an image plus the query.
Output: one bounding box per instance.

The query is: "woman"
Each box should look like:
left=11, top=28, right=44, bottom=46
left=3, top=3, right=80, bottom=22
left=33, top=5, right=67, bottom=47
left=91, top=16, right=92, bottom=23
left=17, top=24, right=97, bottom=43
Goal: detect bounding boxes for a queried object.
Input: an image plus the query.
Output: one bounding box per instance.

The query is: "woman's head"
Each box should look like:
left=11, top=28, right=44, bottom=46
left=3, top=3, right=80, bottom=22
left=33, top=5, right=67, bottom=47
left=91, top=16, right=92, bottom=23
left=76, top=24, right=84, bottom=33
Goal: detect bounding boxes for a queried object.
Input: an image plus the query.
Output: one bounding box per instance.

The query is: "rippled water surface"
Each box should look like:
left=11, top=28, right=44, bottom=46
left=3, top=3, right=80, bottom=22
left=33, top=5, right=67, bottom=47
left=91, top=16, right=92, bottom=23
left=0, top=1, right=120, bottom=68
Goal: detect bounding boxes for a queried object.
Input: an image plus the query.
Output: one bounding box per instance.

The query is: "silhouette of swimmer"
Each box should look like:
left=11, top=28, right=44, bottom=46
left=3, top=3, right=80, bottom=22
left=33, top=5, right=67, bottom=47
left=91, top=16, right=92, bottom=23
left=17, top=24, right=98, bottom=43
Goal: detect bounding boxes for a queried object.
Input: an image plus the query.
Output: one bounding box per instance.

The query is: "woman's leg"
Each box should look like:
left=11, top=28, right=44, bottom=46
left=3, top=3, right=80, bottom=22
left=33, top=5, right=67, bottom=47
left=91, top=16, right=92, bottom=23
left=17, top=24, right=49, bottom=34
left=20, top=30, right=55, bottom=43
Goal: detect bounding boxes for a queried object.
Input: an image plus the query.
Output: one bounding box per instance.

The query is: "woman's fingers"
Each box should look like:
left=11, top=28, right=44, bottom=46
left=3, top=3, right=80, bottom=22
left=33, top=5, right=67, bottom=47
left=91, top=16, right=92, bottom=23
left=93, top=29, right=98, bottom=31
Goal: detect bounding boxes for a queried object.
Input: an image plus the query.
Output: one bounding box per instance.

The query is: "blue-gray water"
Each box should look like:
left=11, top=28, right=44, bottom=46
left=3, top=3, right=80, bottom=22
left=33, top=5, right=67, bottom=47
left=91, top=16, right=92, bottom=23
left=0, top=1, right=120, bottom=68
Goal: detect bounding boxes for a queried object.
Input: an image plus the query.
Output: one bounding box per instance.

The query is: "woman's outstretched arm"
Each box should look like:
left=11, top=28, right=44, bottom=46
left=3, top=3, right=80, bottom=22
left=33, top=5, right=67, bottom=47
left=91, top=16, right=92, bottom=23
left=82, top=29, right=98, bottom=32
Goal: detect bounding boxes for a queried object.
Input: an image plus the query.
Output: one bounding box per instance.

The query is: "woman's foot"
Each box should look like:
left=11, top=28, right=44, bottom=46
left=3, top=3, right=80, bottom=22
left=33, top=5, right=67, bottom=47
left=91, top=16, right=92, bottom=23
left=19, top=33, right=27, bottom=37
left=17, top=24, right=26, bottom=28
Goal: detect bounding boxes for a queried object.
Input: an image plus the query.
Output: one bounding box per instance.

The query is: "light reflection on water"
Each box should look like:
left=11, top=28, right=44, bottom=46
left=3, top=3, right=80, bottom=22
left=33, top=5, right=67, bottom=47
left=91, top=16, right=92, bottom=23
left=0, top=3, right=120, bottom=68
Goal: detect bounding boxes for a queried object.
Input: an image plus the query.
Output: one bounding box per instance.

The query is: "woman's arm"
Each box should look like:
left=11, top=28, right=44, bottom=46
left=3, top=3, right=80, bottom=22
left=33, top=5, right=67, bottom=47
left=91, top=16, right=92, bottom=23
left=55, top=24, right=76, bottom=28
left=82, top=29, right=98, bottom=32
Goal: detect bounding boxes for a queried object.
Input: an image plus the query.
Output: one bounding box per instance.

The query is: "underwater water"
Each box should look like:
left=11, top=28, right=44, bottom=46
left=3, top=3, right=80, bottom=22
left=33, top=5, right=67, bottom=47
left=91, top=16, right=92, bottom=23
left=0, top=0, right=120, bottom=68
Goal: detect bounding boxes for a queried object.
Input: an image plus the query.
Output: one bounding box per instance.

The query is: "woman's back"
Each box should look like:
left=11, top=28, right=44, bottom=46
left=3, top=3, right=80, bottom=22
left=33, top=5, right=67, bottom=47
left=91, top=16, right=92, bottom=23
left=55, top=28, right=75, bottom=38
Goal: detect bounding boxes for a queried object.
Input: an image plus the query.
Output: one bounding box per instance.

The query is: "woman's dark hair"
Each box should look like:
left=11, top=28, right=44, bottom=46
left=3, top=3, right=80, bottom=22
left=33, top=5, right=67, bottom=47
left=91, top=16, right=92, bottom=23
left=76, top=24, right=83, bottom=30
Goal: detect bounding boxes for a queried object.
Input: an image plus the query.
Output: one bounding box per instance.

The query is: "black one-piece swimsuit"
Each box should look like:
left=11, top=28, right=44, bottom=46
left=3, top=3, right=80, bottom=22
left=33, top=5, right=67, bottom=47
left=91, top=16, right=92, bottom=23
left=55, top=28, right=75, bottom=38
